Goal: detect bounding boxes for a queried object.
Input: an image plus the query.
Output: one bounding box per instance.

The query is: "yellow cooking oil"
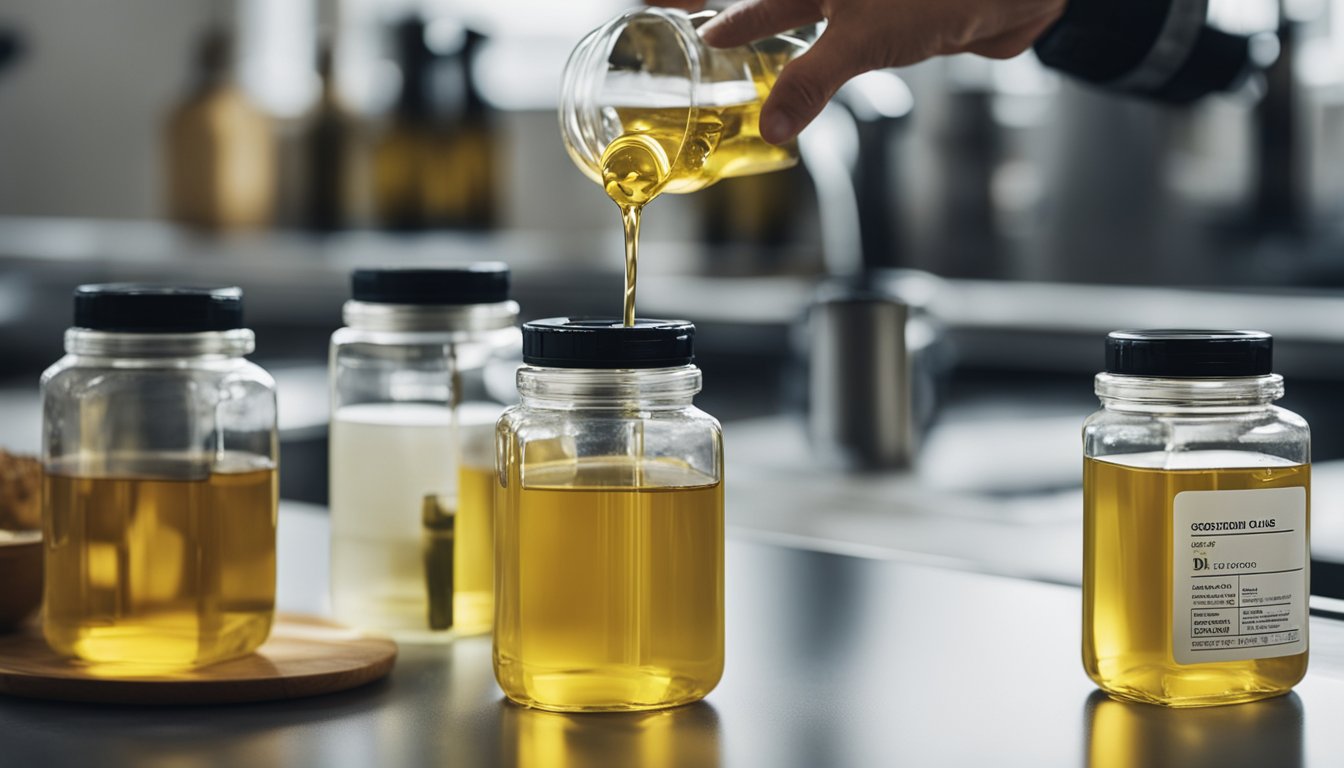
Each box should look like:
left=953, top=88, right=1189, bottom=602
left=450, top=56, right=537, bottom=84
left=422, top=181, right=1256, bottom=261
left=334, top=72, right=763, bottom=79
left=600, top=99, right=797, bottom=325
left=495, top=455, right=724, bottom=712
left=43, top=456, right=277, bottom=668
left=452, top=461, right=497, bottom=635
left=418, top=463, right=497, bottom=637
left=1083, top=454, right=1309, bottom=706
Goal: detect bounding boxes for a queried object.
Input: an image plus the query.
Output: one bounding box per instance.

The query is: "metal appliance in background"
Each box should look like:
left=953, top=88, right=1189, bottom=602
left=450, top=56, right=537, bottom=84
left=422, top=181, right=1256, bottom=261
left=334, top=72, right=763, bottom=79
left=808, top=272, right=943, bottom=470
left=799, top=72, right=946, bottom=470
left=809, top=284, right=911, bottom=469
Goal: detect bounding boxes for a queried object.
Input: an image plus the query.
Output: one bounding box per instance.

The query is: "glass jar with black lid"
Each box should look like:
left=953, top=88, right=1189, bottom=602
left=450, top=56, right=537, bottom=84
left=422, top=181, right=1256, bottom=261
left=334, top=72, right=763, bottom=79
left=41, top=284, right=278, bottom=667
left=495, top=318, right=724, bottom=712
left=329, top=265, right=520, bottom=641
left=1083, top=330, right=1309, bottom=707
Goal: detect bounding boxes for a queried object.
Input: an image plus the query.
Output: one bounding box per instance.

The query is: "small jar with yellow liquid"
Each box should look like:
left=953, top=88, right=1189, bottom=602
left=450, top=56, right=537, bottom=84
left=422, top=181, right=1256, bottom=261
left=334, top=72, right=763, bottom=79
left=495, top=318, right=724, bottom=712
left=41, top=285, right=278, bottom=668
left=329, top=266, right=520, bottom=642
left=1083, top=330, right=1310, bottom=707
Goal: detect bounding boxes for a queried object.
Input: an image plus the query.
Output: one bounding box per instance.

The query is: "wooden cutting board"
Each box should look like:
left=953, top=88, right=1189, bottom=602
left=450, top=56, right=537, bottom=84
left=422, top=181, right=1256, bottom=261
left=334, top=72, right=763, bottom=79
left=0, top=614, right=397, bottom=705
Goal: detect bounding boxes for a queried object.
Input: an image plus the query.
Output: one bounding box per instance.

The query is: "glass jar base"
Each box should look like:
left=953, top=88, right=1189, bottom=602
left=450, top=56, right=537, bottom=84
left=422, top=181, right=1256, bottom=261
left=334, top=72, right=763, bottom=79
left=1097, top=684, right=1294, bottom=709
left=1088, top=656, right=1306, bottom=708
left=331, top=584, right=494, bottom=644
left=45, top=612, right=272, bottom=671
left=498, top=665, right=717, bottom=713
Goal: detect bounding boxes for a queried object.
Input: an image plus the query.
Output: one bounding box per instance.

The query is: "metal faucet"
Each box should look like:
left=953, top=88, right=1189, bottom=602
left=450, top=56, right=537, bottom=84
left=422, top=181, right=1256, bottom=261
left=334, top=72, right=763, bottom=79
left=799, top=70, right=913, bottom=277
left=799, top=72, right=944, bottom=470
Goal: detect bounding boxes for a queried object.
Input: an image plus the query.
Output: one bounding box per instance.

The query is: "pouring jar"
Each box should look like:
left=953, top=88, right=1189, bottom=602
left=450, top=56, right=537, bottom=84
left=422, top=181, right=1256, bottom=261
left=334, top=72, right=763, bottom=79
left=560, top=7, right=807, bottom=196
left=41, top=285, right=277, bottom=667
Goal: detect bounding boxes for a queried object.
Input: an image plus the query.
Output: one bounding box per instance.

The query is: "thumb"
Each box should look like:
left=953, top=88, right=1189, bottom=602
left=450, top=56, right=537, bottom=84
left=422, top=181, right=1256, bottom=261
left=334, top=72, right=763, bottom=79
left=758, top=32, right=858, bottom=144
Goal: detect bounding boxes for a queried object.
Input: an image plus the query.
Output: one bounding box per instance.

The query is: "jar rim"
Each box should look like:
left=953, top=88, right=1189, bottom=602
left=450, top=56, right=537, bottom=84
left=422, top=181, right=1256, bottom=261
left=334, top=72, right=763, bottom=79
left=1095, top=372, right=1283, bottom=409
left=64, top=328, right=255, bottom=358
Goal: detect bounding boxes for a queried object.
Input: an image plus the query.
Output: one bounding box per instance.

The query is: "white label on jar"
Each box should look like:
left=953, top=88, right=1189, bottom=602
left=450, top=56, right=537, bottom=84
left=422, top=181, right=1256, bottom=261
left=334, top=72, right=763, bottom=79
left=1173, top=487, right=1308, bottom=665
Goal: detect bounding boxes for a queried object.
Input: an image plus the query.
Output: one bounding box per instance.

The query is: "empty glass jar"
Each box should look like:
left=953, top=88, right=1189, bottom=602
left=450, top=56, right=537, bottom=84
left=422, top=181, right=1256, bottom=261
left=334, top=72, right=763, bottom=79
left=495, top=318, right=724, bottom=711
left=329, top=265, right=520, bottom=641
left=41, top=285, right=277, bottom=667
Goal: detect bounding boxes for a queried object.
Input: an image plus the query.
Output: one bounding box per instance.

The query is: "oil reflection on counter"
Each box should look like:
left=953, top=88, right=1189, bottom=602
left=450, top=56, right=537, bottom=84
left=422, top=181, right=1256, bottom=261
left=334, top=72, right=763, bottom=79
left=1084, top=690, right=1303, bottom=768
left=500, top=700, right=721, bottom=768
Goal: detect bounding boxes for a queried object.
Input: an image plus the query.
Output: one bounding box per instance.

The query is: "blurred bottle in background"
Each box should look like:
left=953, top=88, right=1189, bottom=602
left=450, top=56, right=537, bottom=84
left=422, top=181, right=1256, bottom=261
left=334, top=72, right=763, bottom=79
left=373, top=17, right=496, bottom=231
left=422, top=27, right=496, bottom=231
left=165, top=24, right=276, bottom=231
left=372, top=16, right=431, bottom=230
left=302, top=38, right=353, bottom=231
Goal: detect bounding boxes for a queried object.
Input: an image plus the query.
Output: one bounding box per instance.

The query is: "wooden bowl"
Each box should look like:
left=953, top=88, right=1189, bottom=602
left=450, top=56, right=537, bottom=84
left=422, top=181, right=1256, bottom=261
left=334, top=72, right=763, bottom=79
left=0, top=531, right=42, bottom=629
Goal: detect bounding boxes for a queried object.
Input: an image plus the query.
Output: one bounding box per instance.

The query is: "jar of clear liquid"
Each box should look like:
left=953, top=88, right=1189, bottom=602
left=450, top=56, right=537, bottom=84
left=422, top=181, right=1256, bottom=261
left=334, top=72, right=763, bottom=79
left=41, top=285, right=278, bottom=668
left=1083, top=330, right=1310, bottom=707
left=495, top=318, right=725, bottom=712
left=560, top=7, right=808, bottom=198
left=329, top=266, right=520, bottom=640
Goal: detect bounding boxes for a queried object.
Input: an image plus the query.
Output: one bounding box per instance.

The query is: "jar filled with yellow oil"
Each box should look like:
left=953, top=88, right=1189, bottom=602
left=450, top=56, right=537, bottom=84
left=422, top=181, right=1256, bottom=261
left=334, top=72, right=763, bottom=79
left=40, top=285, right=278, bottom=668
left=329, top=267, right=520, bottom=641
left=1083, top=330, right=1310, bottom=707
left=495, top=318, right=724, bottom=712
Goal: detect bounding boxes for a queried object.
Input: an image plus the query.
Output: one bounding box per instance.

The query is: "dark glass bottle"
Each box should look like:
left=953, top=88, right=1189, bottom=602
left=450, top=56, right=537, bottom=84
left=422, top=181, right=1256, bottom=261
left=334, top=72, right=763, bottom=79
left=373, top=18, right=496, bottom=231
left=303, top=41, right=350, bottom=232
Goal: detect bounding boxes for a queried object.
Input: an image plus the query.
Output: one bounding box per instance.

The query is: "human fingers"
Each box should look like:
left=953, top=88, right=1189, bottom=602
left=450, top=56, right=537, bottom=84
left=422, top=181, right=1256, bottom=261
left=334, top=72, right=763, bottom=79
left=698, top=0, right=823, bottom=49
left=757, top=30, right=861, bottom=144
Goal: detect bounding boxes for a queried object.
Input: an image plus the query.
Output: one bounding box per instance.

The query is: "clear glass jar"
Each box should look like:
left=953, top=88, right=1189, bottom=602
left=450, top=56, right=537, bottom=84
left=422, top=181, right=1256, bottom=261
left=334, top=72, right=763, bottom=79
left=329, top=266, right=520, bottom=641
left=1083, top=330, right=1310, bottom=707
left=560, top=7, right=806, bottom=197
left=41, top=285, right=277, bottom=668
left=495, top=319, right=724, bottom=712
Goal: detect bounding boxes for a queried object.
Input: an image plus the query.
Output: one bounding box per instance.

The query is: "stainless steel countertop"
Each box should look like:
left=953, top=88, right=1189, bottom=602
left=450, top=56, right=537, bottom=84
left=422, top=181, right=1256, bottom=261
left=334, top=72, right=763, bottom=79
left=4, top=503, right=1344, bottom=767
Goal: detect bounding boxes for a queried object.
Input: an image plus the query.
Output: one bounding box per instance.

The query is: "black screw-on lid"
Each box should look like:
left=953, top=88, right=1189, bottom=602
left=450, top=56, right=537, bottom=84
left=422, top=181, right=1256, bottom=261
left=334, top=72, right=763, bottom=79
left=73, top=284, right=244, bottom=332
left=1106, top=330, right=1272, bottom=377
left=351, top=264, right=510, bottom=305
left=523, top=318, right=694, bottom=369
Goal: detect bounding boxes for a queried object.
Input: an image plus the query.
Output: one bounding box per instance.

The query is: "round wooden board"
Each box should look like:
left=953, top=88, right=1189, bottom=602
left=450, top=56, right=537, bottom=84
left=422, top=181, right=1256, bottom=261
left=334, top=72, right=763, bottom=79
left=0, top=614, right=397, bottom=705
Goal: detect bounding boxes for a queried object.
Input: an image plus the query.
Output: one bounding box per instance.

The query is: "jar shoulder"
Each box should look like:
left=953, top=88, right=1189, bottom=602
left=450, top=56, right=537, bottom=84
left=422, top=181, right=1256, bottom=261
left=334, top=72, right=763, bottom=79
left=331, top=326, right=445, bottom=348
left=499, top=404, right=720, bottom=430
left=1084, top=405, right=1310, bottom=463
left=1084, top=404, right=1308, bottom=431
left=331, top=326, right=518, bottom=349
left=41, top=355, right=275, bottom=395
